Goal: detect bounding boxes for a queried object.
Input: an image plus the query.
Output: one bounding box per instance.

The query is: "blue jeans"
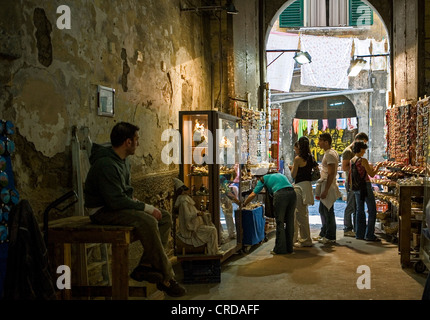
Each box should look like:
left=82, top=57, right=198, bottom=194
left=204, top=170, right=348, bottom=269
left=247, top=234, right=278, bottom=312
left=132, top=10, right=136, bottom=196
left=344, top=188, right=356, bottom=232
left=354, top=182, right=377, bottom=240
left=319, top=201, right=336, bottom=240
left=273, top=188, right=297, bottom=254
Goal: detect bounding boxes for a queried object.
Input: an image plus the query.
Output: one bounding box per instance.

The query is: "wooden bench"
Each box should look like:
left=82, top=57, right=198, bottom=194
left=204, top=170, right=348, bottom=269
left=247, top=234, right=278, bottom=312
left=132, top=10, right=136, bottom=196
left=47, top=215, right=148, bottom=300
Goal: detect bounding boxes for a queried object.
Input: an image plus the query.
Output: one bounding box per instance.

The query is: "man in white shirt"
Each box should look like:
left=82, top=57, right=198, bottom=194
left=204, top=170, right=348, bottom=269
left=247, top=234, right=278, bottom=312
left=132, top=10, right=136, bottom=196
left=316, top=133, right=341, bottom=244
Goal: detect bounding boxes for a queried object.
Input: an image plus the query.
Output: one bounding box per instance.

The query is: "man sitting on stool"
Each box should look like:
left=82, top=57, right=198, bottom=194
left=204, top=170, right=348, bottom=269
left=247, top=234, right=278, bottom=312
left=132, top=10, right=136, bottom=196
left=84, top=122, right=186, bottom=297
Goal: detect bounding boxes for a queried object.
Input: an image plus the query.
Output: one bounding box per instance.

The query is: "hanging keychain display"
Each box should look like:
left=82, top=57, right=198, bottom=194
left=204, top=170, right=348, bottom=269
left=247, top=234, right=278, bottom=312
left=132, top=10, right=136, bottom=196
left=0, top=120, right=18, bottom=244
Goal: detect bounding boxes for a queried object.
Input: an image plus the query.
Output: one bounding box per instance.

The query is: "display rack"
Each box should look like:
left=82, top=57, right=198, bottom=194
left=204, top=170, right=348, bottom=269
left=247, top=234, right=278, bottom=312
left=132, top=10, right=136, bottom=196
left=417, top=97, right=430, bottom=273
left=178, top=110, right=242, bottom=262
left=372, top=162, right=425, bottom=268
left=270, top=108, right=280, bottom=171
left=0, top=120, right=18, bottom=298
left=382, top=97, right=430, bottom=269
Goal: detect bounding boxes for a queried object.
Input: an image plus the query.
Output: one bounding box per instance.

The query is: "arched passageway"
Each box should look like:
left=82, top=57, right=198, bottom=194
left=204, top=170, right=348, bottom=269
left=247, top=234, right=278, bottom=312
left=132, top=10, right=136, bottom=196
left=266, top=0, right=391, bottom=164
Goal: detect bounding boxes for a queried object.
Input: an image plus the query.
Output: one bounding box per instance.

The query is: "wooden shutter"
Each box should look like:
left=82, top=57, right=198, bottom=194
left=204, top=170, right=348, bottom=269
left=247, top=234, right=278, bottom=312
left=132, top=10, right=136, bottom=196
left=279, top=0, right=304, bottom=28
left=349, top=0, right=373, bottom=26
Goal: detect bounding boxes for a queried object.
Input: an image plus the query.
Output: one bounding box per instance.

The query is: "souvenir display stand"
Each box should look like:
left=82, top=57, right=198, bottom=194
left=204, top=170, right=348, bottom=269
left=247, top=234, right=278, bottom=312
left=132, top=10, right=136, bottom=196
left=178, top=111, right=242, bottom=283
left=374, top=97, right=429, bottom=269
left=239, top=107, right=276, bottom=237
left=270, top=108, right=280, bottom=171
left=0, top=121, right=18, bottom=297
left=416, top=97, right=430, bottom=273
left=241, top=205, right=265, bottom=253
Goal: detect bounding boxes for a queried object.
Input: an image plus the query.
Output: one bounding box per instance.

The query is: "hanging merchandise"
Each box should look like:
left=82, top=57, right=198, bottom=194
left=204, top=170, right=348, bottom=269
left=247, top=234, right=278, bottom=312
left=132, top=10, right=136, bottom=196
left=312, top=120, right=319, bottom=135
left=347, top=118, right=358, bottom=130
left=328, top=119, right=336, bottom=129
left=322, top=119, right=328, bottom=131
left=386, top=98, right=429, bottom=167
left=0, top=120, right=17, bottom=298
left=416, top=98, right=429, bottom=167
left=293, top=118, right=300, bottom=134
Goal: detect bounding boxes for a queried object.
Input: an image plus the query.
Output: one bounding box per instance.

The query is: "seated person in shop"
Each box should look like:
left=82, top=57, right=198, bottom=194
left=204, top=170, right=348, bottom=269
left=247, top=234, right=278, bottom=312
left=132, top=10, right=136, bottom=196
left=173, top=178, right=223, bottom=255
left=84, top=122, right=186, bottom=297
left=220, top=175, right=240, bottom=241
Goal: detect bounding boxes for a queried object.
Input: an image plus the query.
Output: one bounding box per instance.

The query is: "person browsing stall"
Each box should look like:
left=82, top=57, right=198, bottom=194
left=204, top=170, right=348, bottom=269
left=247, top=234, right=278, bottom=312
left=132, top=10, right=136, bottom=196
left=341, top=132, right=369, bottom=238
left=243, top=169, right=297, bottom=254
left=350, top=141, right=382, bottom=241
left=290, top=137, right=317, bottom=247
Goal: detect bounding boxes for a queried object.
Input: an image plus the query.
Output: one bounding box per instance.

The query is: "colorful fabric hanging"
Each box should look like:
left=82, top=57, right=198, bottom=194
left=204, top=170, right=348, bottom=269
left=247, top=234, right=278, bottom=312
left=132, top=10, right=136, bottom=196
left=347, top=118, right=358, bottom=130
left=312, top=120, right=319, bottom=135
left=307, top=120, right=313, bottom=134
left=298, top=120, right=306, bottom=138
left=322, top=119, right=328, bottom=131
left=293, top=118, right=300, bottom=134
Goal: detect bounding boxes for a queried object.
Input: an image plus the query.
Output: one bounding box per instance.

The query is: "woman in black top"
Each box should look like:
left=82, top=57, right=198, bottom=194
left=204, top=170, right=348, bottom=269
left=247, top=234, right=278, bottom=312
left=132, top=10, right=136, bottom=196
left=290, top=136, right=318, bottom=247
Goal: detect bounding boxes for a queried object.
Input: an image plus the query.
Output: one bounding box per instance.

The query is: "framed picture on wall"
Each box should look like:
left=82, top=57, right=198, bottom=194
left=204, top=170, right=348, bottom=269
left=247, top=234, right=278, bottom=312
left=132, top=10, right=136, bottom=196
left=97, top=85, right=115, bottom=117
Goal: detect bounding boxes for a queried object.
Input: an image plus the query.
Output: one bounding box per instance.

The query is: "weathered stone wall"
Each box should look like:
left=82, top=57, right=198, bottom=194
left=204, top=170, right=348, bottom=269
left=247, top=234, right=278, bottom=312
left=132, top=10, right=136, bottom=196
left=0, top=0, right=212, bottom=219
left=232, top=0, right=261, bottom=110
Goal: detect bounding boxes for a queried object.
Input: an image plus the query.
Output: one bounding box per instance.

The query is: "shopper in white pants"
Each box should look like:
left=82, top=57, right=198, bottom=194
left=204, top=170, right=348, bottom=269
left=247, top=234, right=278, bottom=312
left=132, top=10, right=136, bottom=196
left=290, top=137, right=318, bottom=247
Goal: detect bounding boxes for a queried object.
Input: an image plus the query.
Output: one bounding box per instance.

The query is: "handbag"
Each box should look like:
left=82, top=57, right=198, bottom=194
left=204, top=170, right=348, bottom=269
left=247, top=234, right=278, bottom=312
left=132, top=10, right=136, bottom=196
left=311, top=164, right=321, bottom=182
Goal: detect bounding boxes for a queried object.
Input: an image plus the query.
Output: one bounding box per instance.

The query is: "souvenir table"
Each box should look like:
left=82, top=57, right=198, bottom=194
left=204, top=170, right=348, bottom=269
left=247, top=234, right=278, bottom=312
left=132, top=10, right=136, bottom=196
left=240, top=205, right=265, bottom=247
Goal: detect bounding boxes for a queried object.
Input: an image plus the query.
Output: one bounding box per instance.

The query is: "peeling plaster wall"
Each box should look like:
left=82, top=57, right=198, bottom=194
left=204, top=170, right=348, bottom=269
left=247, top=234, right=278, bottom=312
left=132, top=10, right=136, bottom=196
left=232, top=0, right=260, bottom=109
left=0, top=0, right=212, bottom=218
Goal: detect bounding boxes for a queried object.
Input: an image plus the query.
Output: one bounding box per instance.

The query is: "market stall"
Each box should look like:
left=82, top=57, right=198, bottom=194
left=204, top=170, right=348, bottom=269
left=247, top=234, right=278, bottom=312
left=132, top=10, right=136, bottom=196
left=373, top=97, right=430, bottom=269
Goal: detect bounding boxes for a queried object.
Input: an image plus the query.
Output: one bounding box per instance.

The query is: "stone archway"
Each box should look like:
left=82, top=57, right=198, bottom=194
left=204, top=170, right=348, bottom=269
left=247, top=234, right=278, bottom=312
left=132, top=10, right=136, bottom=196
left=266, top=0, right=391, bottom=163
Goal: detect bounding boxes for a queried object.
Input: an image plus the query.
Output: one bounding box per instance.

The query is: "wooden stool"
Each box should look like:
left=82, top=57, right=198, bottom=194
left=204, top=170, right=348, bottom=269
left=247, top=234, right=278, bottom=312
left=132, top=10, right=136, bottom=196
left=47, top=216, right=146, bottom=300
